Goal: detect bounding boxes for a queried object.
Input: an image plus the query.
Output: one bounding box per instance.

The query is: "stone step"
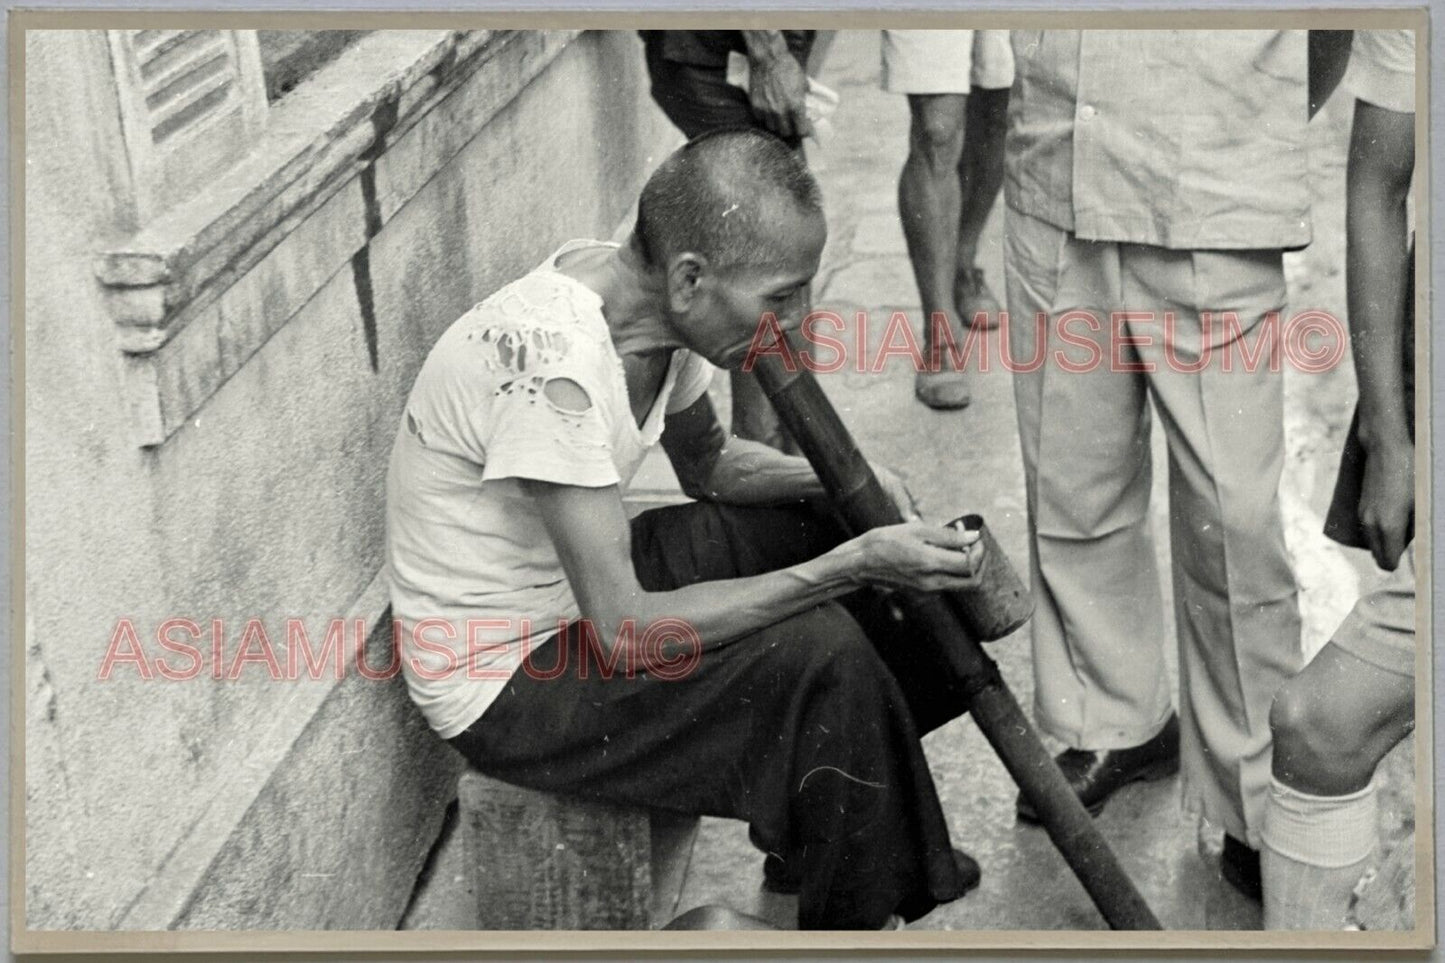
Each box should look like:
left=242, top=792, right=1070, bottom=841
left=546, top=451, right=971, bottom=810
left=401, top=770, right=700, bottom=931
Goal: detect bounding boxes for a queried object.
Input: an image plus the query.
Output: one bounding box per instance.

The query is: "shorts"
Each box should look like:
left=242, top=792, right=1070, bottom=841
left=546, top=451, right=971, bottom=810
left=881, top=29, right=1015, bottom=94
left=1334, top=542, right=1417, bottom=678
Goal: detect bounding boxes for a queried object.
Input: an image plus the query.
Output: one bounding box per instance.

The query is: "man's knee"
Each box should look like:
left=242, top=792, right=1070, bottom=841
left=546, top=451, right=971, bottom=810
left=781, top=606, right=887, bottom=683
left=907, top=96, right=966, bottom=166
left=1269, top=676, right=1377, bottom=792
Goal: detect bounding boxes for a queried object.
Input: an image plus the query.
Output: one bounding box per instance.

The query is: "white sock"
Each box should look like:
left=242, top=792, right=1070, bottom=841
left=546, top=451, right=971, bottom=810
left=1261, top=776, right=1378, bottom=930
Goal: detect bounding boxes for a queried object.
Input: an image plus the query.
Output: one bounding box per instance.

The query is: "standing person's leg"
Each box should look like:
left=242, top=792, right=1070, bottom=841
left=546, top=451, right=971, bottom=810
left=882, top=30, right=974, bottom=410
left=1003, top=207, right=1175, bottom=821
left=952, top=30, right=1012, bottom=332
left=1123, top=245, right=1304, bottom=886
left=1262, top=547, right=1415, bottom=929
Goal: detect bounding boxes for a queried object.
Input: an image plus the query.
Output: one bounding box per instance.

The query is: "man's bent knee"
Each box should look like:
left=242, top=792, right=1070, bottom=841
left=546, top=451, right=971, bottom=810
left=779, top=606, right=887, bottom=681
left=907, top=96, right=966, bottom=166
left=1269, top=676, right=1380, bottom=794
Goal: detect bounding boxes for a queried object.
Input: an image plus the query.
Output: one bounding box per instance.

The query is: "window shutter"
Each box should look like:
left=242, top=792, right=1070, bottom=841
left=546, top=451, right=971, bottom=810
left=108, top=30, right=267, bottom=221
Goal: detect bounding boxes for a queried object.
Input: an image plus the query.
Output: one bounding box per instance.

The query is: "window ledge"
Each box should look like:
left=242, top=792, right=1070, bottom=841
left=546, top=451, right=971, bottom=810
left=97, top=28, right=585, bottom=349
left=94, top=28, right=581, bottom=444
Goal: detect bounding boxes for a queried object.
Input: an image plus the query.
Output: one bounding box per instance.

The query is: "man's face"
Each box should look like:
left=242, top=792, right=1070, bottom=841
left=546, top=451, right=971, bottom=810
left=673, top=209, right=827, bottom=369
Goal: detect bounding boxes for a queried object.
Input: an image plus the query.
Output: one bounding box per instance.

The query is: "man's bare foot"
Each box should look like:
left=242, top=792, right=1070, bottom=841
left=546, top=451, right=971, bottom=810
left=955, top=265, right=1001, bottom=331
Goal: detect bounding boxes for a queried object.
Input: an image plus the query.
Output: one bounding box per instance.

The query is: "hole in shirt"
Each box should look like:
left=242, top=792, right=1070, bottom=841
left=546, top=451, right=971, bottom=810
left=541, top=377, right=593, bottom=416
left=405, top=411, right=427, bottom=446
left=472, top=323, right=570, bottom=373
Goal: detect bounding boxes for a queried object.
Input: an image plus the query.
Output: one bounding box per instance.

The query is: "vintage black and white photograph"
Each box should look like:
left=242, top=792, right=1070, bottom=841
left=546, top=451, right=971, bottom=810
left=15, top=12, right=1432, bottom=952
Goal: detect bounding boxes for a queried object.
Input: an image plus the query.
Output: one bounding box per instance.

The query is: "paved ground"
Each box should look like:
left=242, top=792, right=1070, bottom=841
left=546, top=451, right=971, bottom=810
left=655, top=30, right=1415, bottom=932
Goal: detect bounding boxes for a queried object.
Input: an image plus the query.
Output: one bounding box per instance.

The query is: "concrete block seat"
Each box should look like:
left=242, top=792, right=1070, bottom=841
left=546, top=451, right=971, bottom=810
left=456, top=769, right=700, bottom=930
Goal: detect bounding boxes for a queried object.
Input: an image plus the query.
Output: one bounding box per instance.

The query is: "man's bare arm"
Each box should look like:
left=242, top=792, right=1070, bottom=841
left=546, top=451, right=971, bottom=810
left=741, top=30, right=810, bottom=140
left=522, top=478, right=984, bottom=663
left=1346, top=97, right=1415, bottom=568
left=660, top=393, right=918, bottom=514
left=660, top=393, right=823, bottom=505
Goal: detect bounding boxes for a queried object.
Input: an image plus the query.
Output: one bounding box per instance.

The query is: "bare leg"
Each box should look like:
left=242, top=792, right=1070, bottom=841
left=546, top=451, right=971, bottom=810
left=1270, top=643, right=1413, bottom=796
left=898, top=94, right=969, bottom=408
left=953, top=86, right=1009, bottom=328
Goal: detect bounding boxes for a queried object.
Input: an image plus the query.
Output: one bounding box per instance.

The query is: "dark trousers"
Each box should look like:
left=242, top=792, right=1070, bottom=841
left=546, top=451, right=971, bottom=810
left=449, top=502, right=971, bottom=929
left=643, top=49, right=804, bottom=150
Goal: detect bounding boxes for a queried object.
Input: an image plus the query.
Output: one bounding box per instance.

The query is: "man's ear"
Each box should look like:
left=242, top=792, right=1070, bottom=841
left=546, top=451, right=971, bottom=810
left=666, top=252, right=708, bottom=315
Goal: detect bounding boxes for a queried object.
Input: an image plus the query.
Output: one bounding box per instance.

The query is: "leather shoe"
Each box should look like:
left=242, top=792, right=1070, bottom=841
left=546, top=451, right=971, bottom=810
left=1016, top=713, right=1180, bottom=822
left=763, top=847, right=982, bottom=897
left=1220, top=834, right=1262, bottom=901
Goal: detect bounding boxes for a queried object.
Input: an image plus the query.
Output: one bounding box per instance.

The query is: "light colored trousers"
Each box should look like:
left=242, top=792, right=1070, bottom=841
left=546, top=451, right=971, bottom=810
left=1003, top=207, right=1303, bottom=845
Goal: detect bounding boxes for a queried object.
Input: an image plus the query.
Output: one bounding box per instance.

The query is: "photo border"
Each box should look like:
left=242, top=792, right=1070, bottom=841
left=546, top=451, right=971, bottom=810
left=7, top=4, right=1435, bottom=954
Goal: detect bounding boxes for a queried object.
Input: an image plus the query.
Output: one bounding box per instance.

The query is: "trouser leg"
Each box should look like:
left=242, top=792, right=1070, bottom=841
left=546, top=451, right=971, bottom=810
left=1002, top=206, right=1172, bottom=749
left=643, top=52, right=763, bottom=141
left=1121, top=244, right=1302, bottom=844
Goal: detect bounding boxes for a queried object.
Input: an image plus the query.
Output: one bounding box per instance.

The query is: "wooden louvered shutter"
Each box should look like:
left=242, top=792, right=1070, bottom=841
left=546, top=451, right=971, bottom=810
left=108, top=29, right=267, bottom=221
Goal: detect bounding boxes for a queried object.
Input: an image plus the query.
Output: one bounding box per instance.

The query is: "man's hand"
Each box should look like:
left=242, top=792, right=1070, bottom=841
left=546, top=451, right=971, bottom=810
left=1359, top=438, right=1414, bottom=570
left=845, top=521, right=987, bottom=594
left=872, top=463, right=920, bottom=521
left=741, top=32, right=811, bottom=141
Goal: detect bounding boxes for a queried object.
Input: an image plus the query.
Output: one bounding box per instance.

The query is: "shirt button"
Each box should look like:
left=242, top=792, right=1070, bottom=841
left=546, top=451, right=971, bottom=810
left=1079, top=104, right=1097, bottom=121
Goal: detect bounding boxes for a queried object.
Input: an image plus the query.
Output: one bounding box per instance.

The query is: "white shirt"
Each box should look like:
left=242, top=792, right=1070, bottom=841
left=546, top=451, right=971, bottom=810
left=1343, top=29, right=1415, bottom=114
left=385, top=240, right=715, bottom=738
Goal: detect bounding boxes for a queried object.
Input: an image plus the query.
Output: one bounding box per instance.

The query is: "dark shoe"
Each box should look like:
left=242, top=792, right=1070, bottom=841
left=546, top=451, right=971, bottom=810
left=1016, top=713, right=1181, bottom=823
left=763, top=847, right=982, bottom=897
left=1220, top=834, right=1262, bottom=902
left=951, top=847, right=983, bottom=894
left=955, top=266, right=1001, bottom=331
left=761, top=851, right=798, bottom=894
left=914, top=368, right=972, bottom=410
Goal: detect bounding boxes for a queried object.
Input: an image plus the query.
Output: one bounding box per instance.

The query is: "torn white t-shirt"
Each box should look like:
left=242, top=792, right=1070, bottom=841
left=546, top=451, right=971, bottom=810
left=385, top=240, right=715, bottom=739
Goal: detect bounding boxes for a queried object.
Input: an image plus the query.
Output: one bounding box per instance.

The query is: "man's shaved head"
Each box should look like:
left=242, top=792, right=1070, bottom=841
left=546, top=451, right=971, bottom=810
left=635, top=128, right=824, bottom=274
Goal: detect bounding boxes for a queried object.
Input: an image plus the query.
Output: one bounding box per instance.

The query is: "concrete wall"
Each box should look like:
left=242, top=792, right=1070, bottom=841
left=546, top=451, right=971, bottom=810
left=24, top=28, right=676, bottom=930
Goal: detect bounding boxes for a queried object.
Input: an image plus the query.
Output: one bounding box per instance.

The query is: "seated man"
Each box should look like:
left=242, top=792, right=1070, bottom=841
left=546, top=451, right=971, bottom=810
left=385, top=129, right=987, bottom=930
left=639, top=28, right=818, bottom=450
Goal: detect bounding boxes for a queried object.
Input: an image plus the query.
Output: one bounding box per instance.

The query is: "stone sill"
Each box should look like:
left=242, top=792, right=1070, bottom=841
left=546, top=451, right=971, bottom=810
left=96, top=28, right=579, bottom=445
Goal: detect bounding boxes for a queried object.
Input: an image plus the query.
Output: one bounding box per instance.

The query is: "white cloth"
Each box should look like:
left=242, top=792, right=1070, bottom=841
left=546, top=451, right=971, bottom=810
left=385, top=240, right=714, bottom=738
left=1262, top=776, right=1379, bottom=930
left=1343, top=29, right=1415, bottom=113
left=881, top=29, right=1014, bottom=94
